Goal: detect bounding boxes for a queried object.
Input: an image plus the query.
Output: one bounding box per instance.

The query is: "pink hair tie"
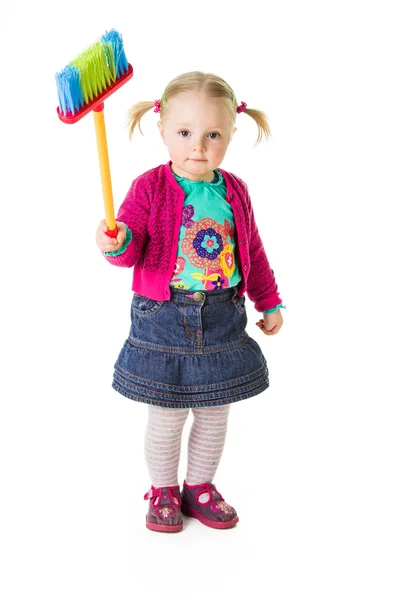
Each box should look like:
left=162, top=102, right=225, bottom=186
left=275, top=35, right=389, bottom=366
left=154, top=99, right=161, bottom=113
left=236, top=101, right=247, bottom=114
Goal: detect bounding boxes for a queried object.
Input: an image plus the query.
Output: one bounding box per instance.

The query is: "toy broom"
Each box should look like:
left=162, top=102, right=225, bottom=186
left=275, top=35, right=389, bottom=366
left=55, top=29, right=133, bottom=237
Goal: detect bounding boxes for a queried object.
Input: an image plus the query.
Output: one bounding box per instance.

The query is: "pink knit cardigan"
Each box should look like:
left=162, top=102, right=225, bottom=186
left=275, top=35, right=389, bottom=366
left=104, top=161, right=282, bottom=313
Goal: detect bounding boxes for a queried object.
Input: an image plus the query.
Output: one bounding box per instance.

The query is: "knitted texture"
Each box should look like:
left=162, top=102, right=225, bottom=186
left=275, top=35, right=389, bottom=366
left=104, top=161, right=282, bottom=312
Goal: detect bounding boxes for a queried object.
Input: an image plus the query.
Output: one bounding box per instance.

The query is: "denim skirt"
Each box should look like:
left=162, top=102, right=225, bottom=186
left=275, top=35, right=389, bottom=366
left=112, top=285, right=269, bottom=408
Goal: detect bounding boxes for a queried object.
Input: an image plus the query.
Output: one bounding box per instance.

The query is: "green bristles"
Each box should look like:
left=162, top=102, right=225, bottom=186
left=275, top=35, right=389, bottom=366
left=71, top=42, right=114, bottom=105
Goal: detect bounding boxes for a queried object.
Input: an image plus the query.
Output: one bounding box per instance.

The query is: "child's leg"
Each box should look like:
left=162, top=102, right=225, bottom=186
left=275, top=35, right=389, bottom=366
left=186, top=405, right=230, bottom=500
left=144, top=406, right=190, bottom=487
left=181, top=405, right=238, bottom=528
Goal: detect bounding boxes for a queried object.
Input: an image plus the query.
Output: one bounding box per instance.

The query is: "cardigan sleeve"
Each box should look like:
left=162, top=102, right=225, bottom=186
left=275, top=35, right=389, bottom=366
left=103, top=175, right=150, bottom=268
left=245, top=185, right=283, bottom=312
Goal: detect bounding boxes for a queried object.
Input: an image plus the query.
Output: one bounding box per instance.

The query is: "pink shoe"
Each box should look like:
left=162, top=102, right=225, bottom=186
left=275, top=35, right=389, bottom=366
left=144, top=485, right=183, bottom=532
left=181, top=481, right=239, bottom=529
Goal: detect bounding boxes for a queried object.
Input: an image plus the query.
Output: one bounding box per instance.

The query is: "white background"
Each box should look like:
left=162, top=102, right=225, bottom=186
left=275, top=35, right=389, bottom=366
left=1, top=1, right=399, bottom=598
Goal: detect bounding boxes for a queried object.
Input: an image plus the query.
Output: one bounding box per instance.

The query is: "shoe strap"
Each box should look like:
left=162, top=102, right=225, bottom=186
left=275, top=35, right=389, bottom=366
left=144, top=485, right=181, bottom=506
left=185, top=481, right=225, bottom=503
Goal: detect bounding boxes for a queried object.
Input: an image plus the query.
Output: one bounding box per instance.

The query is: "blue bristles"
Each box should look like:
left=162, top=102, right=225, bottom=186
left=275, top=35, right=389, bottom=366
left=55, top=65, right=84, bottom=116
left=56, top=29, right=129, bottom=117
left=101, top=29, right=129, bottom=79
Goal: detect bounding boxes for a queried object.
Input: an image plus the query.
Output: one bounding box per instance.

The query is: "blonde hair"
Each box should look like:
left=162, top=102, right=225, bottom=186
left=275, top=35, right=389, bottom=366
left=127, top=71, right=271, bottom=146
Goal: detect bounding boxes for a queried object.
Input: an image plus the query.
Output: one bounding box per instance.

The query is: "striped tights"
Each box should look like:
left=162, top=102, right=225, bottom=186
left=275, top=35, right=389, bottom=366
left=144, top=405, right=230, bottom=489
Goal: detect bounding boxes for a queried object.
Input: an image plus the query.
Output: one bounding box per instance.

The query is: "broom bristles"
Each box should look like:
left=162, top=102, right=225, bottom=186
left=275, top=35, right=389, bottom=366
left=55, top=29, right=129, bottom=117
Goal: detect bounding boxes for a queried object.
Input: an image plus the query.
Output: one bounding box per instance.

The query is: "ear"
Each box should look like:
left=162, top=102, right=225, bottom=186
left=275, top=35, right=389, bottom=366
left=157, top=120, right=166, bottom=143
left=231, top=127, right=237, bottom=141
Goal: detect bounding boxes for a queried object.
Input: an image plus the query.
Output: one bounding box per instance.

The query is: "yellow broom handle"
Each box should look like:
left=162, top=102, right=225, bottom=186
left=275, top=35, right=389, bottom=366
left=93, top=105, right=117, bottom=234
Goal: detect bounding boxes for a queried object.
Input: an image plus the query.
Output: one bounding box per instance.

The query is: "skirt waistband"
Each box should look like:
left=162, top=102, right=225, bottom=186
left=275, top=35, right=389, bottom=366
left=168, top=285, right=239, bottom=306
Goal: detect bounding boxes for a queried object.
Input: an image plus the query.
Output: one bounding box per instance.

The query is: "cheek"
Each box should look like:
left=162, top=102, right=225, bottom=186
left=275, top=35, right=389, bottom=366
left=168, top=138, right=183, bottom=154
left=171, top=137, right=188, bottom=150
left=211, top=141, right=228, bottom=155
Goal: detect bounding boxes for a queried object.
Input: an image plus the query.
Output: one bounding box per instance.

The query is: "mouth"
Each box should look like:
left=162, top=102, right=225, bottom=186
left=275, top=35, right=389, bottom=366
left=190, top=159, right=207, bottom=162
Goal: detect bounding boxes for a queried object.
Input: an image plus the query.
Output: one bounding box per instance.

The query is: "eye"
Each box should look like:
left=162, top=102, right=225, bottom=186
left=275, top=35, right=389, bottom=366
left=178, top=130, right=190, bottom=137
left=208, top=132, right=220, bottom=139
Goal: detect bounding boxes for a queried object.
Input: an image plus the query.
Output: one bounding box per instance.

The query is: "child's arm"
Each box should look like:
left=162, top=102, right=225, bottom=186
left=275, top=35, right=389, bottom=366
left=244, top=185, right=283, bottom=313
left=97, top=175, right=150, bottom=268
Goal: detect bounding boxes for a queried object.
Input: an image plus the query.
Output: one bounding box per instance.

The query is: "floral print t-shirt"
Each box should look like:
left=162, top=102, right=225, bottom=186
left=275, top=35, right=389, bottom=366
left=170, top=169, right=242, bottom=291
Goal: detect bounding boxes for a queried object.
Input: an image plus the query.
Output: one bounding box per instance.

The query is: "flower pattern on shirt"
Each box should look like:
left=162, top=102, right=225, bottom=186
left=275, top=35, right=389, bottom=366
left=182, top=218, right=224, bottom=269
left=195, top=227, right=223, bottom=260
left=201, top=267, right=228, bottom=290
left=179, top=215, right=237, bottom=289
left=171, top=257, right=187, bottom=288
left=182, top=204, right=195, bottom=228
left=169, top=169, right=243, bottom=292
left=219, top=243, right=235, bottom=278
left=224, top=219, right=235, bottom=240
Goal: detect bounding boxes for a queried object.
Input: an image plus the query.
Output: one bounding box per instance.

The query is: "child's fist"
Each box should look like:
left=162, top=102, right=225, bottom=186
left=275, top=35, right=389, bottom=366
left=256, top=309, right=283, bottom=336
left=96, top=220, right=126, bottom=253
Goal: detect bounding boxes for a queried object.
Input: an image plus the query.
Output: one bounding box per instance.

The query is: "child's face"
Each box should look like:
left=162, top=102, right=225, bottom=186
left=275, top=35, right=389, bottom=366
left=157, top=91, right=236, bottom=182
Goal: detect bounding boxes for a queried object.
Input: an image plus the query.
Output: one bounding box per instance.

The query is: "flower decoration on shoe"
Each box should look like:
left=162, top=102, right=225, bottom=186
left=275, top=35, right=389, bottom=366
left=210, top=501, right=233, bottom=514
left=155, top=506, right=174, bottom=519
left=144, top=485, right=183, bottom=533
left=181, top=481, right=239, bottom=529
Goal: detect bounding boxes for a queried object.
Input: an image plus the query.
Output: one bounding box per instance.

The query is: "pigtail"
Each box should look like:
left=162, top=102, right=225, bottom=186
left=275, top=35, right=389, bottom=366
left=126, top=101, right=155, bottom=139
left=241, top=107, right=271, bottom=146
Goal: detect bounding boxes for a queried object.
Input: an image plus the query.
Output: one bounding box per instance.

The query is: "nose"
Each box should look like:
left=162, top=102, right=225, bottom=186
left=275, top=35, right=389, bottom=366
left=192, top=135, right=206, bottom=152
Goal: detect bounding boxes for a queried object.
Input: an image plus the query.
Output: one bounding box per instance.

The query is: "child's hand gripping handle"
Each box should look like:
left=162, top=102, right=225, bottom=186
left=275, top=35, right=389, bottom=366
left=93, top=103, right=117, bottom=238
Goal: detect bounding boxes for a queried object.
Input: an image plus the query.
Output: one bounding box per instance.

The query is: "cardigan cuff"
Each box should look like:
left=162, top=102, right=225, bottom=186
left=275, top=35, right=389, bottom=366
left=262, top=303, right=286, bottom=314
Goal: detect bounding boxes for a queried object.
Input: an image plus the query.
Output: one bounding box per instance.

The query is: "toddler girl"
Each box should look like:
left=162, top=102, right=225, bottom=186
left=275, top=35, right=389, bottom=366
left=96, top=71, right=285, bottom=532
